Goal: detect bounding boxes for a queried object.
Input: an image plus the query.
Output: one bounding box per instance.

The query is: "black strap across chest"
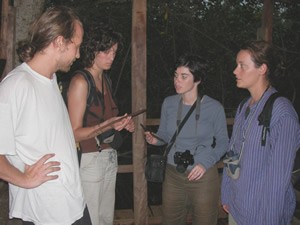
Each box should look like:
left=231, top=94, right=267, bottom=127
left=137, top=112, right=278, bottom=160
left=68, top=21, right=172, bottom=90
left=238, top=92, right=281, bottom=146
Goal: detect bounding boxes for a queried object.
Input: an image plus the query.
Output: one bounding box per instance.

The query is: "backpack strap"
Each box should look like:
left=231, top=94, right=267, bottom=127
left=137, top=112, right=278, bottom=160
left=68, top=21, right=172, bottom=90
left=103, top=72, right=118, bottom=105
left=258, top=92, right=281, bottom=146
left=81, top=70, right=116, bottom=109
left=74, top=69, right=97, bottom=108
left=73, top=69, right=104, bottom=124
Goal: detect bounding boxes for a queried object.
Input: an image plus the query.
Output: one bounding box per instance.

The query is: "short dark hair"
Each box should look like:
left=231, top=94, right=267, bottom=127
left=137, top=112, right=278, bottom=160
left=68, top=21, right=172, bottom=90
left=80, top=23, right=123, bottom=68
left=174, top=53, right=208, bottom=82
left=240, top=40, right=280, bottom=85
left=17, top=6, right=81, bottom=62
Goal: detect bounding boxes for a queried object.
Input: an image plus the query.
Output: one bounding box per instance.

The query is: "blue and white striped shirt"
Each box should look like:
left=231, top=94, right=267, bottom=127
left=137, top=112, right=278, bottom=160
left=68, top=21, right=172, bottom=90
left=221, top=87, right=300, bottom=225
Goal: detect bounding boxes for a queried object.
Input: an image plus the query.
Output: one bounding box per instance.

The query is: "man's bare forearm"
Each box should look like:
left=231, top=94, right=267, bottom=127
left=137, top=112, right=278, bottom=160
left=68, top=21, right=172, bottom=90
left=0, top=155, right=28, bottom=187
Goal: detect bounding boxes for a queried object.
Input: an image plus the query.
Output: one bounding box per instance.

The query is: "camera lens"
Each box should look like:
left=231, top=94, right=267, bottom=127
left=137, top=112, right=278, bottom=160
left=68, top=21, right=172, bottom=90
left=176, top=164, right=187, bottom=173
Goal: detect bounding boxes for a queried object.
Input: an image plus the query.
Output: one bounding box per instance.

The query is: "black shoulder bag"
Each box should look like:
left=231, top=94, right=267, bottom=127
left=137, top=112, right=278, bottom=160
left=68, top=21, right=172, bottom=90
left=145, top=100, right=197, bottom=182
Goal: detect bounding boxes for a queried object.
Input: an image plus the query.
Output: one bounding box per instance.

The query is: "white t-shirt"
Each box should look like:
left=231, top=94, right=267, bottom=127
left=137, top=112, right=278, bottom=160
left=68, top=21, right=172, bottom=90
left=0, top=63, right=85, bottom=225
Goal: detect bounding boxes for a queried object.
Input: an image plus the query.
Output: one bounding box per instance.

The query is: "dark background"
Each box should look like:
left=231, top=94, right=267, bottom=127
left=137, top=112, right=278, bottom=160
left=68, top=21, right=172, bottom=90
left=47, top=0, right=300, bottom=209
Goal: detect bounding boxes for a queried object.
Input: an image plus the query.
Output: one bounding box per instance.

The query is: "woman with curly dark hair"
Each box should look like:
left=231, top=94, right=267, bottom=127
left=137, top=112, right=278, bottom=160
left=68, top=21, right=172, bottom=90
left=67, top=23, right=134, bottom=225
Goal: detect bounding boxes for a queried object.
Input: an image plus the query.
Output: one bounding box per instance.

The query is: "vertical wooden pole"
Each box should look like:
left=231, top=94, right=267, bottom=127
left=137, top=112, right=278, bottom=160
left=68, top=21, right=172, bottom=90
left=0, top=0, right=9, bottom=78
left=132, top=0, right=148, bottom=224
left=260, top=0, right=273, bottom=43
left=0, top=0, right=8, bottom=58
left=3, top=6, right=16, bottom=76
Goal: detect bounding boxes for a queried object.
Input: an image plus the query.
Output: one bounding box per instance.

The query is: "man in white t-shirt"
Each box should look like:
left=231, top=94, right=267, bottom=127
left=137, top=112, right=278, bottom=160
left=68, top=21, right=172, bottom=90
left=0, top=6, right=91, bottom=225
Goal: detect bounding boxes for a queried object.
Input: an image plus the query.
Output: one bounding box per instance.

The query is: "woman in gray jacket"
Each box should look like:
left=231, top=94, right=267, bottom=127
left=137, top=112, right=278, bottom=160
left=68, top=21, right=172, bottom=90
left=145, top=53, right=229, bottom=225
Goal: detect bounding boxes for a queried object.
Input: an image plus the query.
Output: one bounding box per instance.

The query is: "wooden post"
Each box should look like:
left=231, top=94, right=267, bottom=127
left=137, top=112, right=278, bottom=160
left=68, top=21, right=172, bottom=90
left=3, top=6, right=16, bottom=77
left=0, top=0, right=9, bottom=78
left=259, top=0, right=273, bottom=43
left=132, top=0, right=148, bottom=224
left=0, top=0, right=8, bottom=58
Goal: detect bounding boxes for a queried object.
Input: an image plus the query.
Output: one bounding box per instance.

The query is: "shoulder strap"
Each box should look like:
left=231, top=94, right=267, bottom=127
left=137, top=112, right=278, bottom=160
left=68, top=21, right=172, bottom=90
left=74, top=69, right=104, bottom=124
left=239, top=96, right=250, bottom=113
left=103, top=73, right=112, bottom=92
left=258, top=92, right=281, bottom=146
left=163, top=100, right=197, bottom=157
left=74, top=69, right=97, bottom=108
left=103, top=72, right=118, bottom=105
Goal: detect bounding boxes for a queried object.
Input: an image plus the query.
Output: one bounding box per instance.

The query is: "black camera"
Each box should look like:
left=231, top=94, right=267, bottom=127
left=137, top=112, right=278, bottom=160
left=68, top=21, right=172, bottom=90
left=174, top=150, right=194, bottom=173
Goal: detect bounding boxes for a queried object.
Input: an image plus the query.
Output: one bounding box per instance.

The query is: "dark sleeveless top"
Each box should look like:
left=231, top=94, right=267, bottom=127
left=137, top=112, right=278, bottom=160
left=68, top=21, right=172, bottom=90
left=80, top=75, right=119, bottom=153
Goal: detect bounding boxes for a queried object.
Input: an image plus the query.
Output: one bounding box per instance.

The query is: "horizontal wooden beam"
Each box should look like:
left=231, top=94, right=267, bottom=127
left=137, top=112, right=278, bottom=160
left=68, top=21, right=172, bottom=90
left=118, top=160, right=224, bottom=173
left=146, top=118, right=234, bottom=126
left=145, top=118, right=160, bottom=126
left=118, top=164, right=133, bottom=173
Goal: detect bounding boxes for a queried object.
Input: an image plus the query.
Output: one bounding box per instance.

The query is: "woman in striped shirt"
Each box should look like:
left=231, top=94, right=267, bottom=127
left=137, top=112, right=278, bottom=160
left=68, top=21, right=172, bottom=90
left=221, top=40, right=300, bottom=225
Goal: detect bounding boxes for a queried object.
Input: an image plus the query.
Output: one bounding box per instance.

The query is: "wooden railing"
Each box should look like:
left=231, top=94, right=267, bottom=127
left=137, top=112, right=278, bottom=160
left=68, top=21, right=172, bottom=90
left=117, top=117, right=234, bottom=173
left=115, top=118, right=234, bottom=224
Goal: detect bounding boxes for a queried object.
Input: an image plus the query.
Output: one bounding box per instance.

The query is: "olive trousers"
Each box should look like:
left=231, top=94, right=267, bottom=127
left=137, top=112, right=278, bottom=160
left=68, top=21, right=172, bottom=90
left=162, top=164, right=220, bottom=225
